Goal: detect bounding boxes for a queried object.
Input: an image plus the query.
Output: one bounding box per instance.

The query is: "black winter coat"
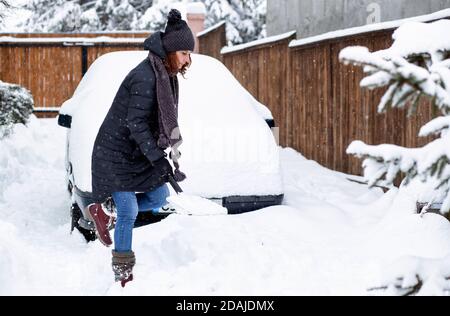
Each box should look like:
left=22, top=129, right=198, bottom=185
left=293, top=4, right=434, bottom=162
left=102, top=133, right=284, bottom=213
left=91, top=32, right=175, bottom=203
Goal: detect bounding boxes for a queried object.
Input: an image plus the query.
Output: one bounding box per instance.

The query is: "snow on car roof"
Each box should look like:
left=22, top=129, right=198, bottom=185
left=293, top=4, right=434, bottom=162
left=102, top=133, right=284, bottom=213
left=61, top=52, right=282, bottom=198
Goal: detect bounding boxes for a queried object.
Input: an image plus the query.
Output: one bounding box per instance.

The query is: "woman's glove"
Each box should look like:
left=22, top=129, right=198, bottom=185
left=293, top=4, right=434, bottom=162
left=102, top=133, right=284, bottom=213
left=151, top=156, right=173, bottom=177
left=169, top=150, right=181, bottom=160
left=168, top=149, right=186, bottom=182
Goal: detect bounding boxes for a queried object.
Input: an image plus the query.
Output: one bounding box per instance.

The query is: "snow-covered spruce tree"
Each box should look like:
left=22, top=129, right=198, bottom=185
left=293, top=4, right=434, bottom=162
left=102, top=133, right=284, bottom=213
left=203, top=0, right=266, bottom=45
left=339, top=20, right=450, bottom=213
left=23, top=0, right=83, bottom=32
left=136, top=0, right=176, bottom=32
left=92, top=0, right=140, bottom=31
left=23, top=0, right=145, bottom=32
left=138, top=0, right=267, bottom=44
left=18, top=0, right=266, bottom=45
left=340, top=20, right=450, bottom=296
left=0, top=81, right=34, bottom=139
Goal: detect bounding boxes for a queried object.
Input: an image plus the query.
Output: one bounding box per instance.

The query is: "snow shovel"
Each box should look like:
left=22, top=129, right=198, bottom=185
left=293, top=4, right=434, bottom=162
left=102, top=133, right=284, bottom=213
left=165, top=174, right=228, bottom=216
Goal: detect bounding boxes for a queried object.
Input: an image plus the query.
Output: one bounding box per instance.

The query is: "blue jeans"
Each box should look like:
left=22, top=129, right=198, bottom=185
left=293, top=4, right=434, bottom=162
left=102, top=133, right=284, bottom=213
left=112, top=184, right=170, bottom=252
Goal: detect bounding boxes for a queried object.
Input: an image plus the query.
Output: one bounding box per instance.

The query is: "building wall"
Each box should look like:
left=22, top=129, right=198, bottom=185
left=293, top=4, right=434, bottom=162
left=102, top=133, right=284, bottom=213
left=267, top=0, right=450, bottom=38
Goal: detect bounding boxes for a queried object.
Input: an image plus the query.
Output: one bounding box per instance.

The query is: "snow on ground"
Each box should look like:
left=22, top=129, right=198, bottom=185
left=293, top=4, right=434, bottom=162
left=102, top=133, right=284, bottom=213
left=1, top=117, right=450, bottom=295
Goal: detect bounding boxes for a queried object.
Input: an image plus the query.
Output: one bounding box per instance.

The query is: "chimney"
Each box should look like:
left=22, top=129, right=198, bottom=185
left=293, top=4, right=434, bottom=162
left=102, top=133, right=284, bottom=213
left=186, top=2, right=206, bottom=53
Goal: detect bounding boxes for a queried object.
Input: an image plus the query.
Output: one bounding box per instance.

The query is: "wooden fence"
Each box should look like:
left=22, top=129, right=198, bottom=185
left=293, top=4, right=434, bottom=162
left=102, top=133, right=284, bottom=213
left=288, top=31, right=434, bottom=175
left=221, top=31, right=296, bottom=148
left=197, top=21, right=226, bottom=62
left=0, top=33, right=148, bottom=117
left=0, top=21, right=443, bottom=176
left=198, top=21, right=441, bottom=175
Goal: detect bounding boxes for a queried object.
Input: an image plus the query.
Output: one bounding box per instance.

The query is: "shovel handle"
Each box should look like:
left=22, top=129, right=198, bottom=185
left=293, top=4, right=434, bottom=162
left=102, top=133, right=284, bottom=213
left=168, top=174, right=183, bottom=194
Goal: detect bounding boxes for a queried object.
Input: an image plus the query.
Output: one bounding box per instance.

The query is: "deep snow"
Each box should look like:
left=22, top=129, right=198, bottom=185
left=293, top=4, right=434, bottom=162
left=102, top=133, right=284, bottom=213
left=1, top=117, right=450, bottom=295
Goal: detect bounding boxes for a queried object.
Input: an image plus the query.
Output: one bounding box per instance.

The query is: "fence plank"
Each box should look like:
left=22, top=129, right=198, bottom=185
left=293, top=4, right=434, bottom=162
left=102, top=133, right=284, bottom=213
left=198, top=23, right=226, bottom=62
left=221, top=34, right=296, bottom=148
left=86, top=45, right=142, bottom=69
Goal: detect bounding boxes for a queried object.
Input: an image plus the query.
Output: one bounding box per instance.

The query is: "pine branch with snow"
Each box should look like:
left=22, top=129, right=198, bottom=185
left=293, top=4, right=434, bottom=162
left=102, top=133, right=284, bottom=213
left=369, top=256, right=450, bottom=296
left=0, top=0, right=11, bottom=24
left=339, top=20, right=450, bottom=214
left=0, top=0, right=9, bottom=15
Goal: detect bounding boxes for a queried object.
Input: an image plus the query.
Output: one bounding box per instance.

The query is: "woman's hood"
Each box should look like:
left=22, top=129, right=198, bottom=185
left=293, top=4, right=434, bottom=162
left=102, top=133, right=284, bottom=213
left=143, top=31, right=167, bottom=60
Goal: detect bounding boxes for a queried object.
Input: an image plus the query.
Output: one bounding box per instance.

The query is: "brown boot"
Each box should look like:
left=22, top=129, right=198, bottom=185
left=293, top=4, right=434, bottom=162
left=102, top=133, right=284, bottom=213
left=112, top=250, right=135, bottom=288
left=87, top=203, right=113, bottom=247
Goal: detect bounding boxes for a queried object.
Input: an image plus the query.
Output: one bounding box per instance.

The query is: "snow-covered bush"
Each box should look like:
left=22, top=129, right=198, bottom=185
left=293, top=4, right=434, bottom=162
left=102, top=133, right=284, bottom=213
left=339, top=20, right=450, bottom=214
left=0, top=81, right=34, bottom=138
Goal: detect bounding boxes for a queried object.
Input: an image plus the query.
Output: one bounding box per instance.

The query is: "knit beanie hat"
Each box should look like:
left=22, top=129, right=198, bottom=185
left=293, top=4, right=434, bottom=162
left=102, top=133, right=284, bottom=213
left=162, top=9, right=195, bottom=53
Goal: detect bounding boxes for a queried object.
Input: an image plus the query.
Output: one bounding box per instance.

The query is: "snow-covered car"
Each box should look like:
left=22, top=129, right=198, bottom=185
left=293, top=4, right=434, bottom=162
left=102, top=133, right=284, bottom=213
left=58, top=51, right=284, bottom=241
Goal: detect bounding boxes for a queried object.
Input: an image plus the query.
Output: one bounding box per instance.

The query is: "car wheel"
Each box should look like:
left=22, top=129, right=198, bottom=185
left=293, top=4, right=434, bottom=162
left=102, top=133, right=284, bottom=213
left=71, top=203, right=96, bottom=242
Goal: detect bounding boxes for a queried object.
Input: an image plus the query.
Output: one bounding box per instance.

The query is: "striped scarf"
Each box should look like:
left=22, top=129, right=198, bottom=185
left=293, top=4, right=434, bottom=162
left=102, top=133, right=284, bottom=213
left=147, top=51, right=186, bottom=182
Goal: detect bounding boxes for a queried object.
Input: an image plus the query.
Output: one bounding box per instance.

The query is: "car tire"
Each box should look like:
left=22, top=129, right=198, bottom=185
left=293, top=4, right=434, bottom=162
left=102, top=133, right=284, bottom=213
left=71, top=203, right=96, bottom=242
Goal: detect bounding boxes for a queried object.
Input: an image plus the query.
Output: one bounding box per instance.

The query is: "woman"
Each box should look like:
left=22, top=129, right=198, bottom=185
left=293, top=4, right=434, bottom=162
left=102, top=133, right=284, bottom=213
left=88, top=9, right=194, bottom=287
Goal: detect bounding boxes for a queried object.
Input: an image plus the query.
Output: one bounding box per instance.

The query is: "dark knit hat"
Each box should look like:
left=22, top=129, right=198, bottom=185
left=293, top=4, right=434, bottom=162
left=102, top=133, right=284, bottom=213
left=162, top=9, right=195, bottom=53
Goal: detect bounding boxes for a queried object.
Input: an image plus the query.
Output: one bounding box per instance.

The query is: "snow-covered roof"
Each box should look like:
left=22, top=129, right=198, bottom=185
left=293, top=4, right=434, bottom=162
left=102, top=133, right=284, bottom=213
left=0, top=30, right=150, bottom=35
left=187, top=2, right=207, bottom=15
left=197, top=21, right=226, bottom=38
left=0, top=36, right=145, bottom=44
left=33, top=107, right=59, bottom=112
left=289, top=8, right=450, bottom=49
left=380, top=19, right=450, bottom=57
left=221, top=30, right=296, bottom=55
